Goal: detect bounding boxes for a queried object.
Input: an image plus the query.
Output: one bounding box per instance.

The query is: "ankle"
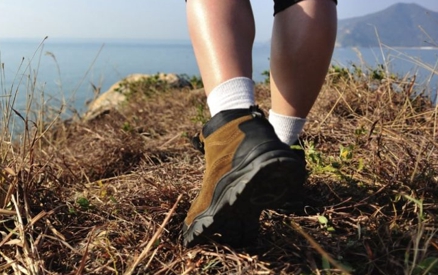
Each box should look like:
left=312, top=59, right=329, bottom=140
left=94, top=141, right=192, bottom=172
left=207, top=77, right=255, bottom=117
left=268, top=109, right=306, bottom=145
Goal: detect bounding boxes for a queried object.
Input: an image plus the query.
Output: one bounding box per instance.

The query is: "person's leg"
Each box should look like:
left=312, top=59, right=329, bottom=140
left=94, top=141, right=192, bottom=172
left=183, top=0, right=306, bottom=247
left=186, top=0, right=256, bottom=116
left=186, top=0, right=254, bottom=94
left=269, top=0, right=337, bottom=145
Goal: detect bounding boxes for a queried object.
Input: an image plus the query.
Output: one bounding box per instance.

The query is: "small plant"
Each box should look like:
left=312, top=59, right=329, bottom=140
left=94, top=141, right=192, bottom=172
left=117, top=73, right=171, bottom=100
left=178, top=73, right=204, bottom=89
left=76, top=196, right=91, bottom=210
left=305, top=140, right=365, bottom=185
left=191, top=103, right=208, bottom=125
left=261, top=70, right=270, bottom=85
left=400, top=194, right=438, bottom=275
left=122, top=121, right=133, bottom=132
left=329, top=65, right=351, bottom=83
left=317, top=214, right=335, bottom=232
left=371, top=64, right=386, bottom=80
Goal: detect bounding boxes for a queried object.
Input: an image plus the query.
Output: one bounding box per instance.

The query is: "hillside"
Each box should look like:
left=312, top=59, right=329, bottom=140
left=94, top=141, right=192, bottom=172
left=1, top=69, right=437, bottom=274
left=337, top=3, right=438, bottom=47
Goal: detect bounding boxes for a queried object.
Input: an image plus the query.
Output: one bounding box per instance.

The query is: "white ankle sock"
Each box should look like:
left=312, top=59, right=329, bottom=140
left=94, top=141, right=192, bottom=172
left=207, top=77, right=255, bottom=117
left=269, top=109, right=307, bottom=146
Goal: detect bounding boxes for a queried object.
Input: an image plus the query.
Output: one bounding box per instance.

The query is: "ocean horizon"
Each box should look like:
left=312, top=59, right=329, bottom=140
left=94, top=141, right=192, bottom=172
left=1, top=38, right=437, bottom=114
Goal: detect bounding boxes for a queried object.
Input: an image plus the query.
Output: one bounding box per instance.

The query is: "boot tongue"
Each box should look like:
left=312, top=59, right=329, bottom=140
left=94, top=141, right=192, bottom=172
left=202, top=106, right=265, bottom=138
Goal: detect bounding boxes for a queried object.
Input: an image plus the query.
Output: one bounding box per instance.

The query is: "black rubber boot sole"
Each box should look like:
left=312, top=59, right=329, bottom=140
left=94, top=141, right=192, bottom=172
left=183, top=151, right=305, bottom=247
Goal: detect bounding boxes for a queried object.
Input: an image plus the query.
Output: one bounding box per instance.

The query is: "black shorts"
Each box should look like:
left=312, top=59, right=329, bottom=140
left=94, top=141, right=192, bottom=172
left=275, top=0, right=337, bottom=15
left=185, top=0, right=337, bottom=16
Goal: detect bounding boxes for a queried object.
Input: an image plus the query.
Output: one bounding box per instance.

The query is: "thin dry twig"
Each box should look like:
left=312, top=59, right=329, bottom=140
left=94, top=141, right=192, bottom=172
left=124, top=194, right=182, bottom=275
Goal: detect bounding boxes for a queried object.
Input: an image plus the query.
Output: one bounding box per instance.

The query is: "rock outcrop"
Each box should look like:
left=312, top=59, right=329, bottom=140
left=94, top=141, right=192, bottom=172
left=84, top=73, right=191, bottom=121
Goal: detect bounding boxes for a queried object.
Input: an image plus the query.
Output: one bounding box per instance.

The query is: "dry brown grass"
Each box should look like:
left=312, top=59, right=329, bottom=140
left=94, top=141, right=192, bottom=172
left=1, top=68, right=437, bottom=274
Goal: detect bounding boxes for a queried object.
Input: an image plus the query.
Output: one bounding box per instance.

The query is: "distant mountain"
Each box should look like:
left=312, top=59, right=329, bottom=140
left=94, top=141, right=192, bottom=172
left=336, top=3, right=438, bottom=47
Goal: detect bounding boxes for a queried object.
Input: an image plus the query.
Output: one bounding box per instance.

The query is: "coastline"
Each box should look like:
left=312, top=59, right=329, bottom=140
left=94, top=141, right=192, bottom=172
left=0, top=39, right=436, bottom=114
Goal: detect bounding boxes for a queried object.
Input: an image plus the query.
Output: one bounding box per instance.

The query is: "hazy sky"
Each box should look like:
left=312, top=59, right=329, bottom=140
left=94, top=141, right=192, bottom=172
left=0, top=0, right=437, bottom=42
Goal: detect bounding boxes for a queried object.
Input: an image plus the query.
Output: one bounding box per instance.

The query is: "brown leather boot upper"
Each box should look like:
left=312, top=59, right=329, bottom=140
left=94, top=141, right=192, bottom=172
left=185, top=115, right=251, bottom=226
left=183, top=106, right=306, bottom=246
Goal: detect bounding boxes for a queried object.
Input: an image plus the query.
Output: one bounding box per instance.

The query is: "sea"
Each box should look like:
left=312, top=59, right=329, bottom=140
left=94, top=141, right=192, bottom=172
left=0, top=38, right=437, bottom=115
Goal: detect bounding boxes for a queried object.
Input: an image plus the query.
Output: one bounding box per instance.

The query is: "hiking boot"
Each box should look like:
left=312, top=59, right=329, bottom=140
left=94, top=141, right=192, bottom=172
left=183, top=106, right=306, bottom=247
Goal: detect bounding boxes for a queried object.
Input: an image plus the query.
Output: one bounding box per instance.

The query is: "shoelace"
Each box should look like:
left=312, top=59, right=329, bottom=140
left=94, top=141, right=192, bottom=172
left=249, top=105, right=264, bottom=118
